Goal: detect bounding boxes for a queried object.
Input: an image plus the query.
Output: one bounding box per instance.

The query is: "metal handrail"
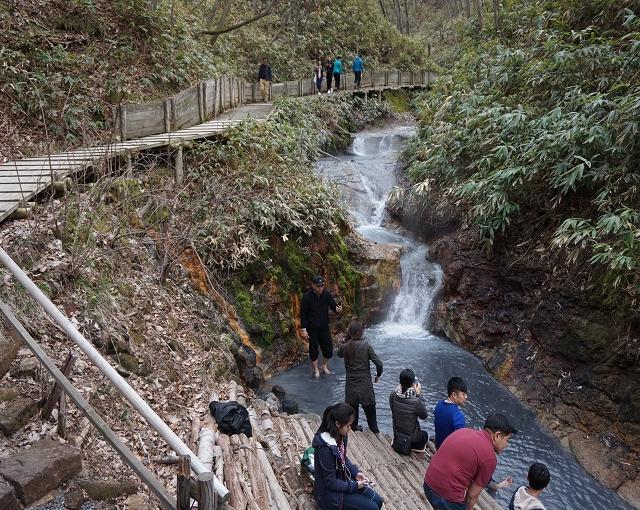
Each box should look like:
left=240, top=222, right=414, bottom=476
left=0, top=247, right=229, bottom=502
left=0, top=302, right=175, bottom=509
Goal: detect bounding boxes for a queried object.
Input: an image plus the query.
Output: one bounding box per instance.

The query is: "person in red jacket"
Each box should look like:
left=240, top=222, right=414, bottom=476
left=424, top=413, right=517, bottom=510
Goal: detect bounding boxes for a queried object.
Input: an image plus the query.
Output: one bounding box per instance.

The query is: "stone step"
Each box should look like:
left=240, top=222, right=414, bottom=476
left=0, top=479, right=19, bottom=510
left=0, top=396, right=39, bottom=436
left=0, top=439, right=82, bottom=506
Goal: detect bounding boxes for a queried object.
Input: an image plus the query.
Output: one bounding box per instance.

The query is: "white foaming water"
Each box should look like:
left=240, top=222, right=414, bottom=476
left=269, top=125, right=632, bottom=510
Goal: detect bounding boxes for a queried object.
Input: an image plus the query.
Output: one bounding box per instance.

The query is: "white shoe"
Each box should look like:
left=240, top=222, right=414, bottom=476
left=318, top=92, right=321, bottom=96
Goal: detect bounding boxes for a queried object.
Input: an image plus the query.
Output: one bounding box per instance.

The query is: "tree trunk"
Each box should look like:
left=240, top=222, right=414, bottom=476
left=492, top=0, right=501, bottom=32
left=465, top=0, right=471, bottom=17
left=476, top=0, right=484, bottom=30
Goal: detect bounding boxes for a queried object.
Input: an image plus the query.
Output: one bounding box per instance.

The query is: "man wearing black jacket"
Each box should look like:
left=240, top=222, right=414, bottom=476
left=257, top=58, right=272, bottom=102
left=300, top=275, right=342, bottom=377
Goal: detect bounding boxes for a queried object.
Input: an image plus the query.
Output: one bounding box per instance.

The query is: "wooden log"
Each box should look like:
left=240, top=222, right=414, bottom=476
left=57, top=392, right=67, bottom=439
left=10, top=205, right=34, bottom=220
left=246, top=436, right=269, bottom=510
left=218, top=434, right=246, bottom=509
left=190, top=414, right=201, bottom=453
left=228, top=380, right=238, bottom=402
left=255, top=440, right=291, bottom=510
left=174, top=146, right=183, bottom=186
left=42, top=352, right=78, bottom=419
left=177, top=454, right=191, bottom=510
left=198, top=472, right=217, bottom=510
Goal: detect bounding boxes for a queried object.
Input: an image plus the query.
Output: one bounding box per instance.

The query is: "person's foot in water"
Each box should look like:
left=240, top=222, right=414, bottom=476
left=312, top=360, right=320, bottom=378
left=321, top=361, right=332, bottom=375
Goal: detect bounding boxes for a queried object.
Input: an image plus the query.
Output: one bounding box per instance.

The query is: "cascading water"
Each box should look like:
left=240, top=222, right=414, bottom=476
left=269, top=125, right=631, bottom=510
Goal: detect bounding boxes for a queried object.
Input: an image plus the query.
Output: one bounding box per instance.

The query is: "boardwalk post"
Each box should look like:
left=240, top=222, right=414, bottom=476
left=252, top=82, right=256, bottom=103
left=198, top=82, right=206, bottom=123
left=410, top=71, right=414, bottom=85
left=57, top=392, right=67, bottom=438
left=213, top=80, right=218, bottom=118
left=177, top=455, right=191, bottom=510
left=163, top=100, right=172, bottom=133
left=298, top=80, right=303, bottom=97
left=198, top=472, right=216, bottom=510
left=385, top=70, right=389, bottom=86
left=174, top=146, right=184, bottom=186
left=119, top=106, right=128, bottom=141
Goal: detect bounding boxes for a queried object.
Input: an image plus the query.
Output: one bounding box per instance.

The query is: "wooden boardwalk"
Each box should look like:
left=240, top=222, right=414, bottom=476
left=0, top=103, right=273, bottom=224
left=0, top=69, right=431, bottom=225
left=216, top=388, right=502, bottom=510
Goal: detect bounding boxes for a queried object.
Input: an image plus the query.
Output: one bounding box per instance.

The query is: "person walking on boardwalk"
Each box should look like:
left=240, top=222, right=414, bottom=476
left=314, top=59, right=324, bottom=95
left=325, top=57, right=334, bottom=93
left=333, top=56, right=344, bottom=91
left=337, top=321, right=383, bottom=433
left=424, top=413, right=517, bottom=510
left=352, top=53, right=364, bottom=89
left=257, top=58, right=272, bottom=102
left=433, top=376, right=467, bottom=449
left=300, top=275, right=342, bottom=377
left=313, top=403, right=384, bottom=510
left=389, top=368, right=429, bottom=454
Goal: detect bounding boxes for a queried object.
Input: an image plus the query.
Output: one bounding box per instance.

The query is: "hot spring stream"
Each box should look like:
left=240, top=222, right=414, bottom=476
left=268, top=124, right=630, bottom=510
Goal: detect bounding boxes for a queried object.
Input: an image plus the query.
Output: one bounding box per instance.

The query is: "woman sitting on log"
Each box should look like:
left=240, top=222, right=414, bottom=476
left=337, top=321, right=383, bottom=433
left=312, top=403, right=384, bottom=510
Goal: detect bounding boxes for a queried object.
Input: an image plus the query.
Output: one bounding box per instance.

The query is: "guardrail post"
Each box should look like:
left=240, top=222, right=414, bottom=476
left=397, top=70, right=401, bottom=86
left=174, top=145, right=183, bottom=186
left=198, top=472, right=216, bottom=510
left=177, top=455, right=191, bottom=510
left=298, top=79, right=303, bottom=97
left=119, top=105, right=127, bottom=141
left=43, top=352, right=78, bottom=419
left=163, top=99, right=172, bottom=133
left=198, top=82, right=206, bottom=123
left=410, top=71, right=415, bottom=85
left=385, top=70, right=389, bottom=86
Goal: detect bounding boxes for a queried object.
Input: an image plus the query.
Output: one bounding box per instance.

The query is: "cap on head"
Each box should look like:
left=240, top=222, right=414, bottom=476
left=312, top=275, right=325, bottom=285
left=484, top=413, right=517, bottom=435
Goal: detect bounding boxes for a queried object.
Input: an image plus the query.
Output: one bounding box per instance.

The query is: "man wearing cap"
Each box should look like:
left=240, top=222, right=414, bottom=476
left=299, top=275, right=342, bottom=377
left=423, top=413, right=517, bottom=510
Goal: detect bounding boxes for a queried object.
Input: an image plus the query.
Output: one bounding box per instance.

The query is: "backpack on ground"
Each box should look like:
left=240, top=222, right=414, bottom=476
left=209, top=401, right=253, bottom=437
left=300, top=446, right=315, bottom=474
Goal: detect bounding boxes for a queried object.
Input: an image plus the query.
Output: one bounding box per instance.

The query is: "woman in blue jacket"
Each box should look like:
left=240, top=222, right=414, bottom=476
left=312, top=403, right=384, bottom=510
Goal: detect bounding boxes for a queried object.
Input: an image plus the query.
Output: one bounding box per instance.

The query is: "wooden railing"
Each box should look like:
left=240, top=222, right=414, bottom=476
left=117, top=69, right=434, bottom=140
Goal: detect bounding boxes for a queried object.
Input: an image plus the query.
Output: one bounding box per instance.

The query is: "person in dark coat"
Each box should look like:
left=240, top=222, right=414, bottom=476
left=325, top=57, right=334, bottom=93
left=337, top=321, right=383, bottom=433
left=389, top=368, right=429, bottom=453
left=312, top=403, right=384, bottom=510
left=257, top=58, right=272, bottom=102
left=314, top=59, right=324, bottom=95
left=300, top=275, right=342, bottom=377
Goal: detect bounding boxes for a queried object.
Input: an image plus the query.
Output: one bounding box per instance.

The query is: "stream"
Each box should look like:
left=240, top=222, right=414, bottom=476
left=268, top=124, right=630, bottom=510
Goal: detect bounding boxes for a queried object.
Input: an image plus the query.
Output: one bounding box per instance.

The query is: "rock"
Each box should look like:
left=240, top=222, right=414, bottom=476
left=0, top=396, right=40, bottom=435
left=263, top=393, right=280, bottom=412
left=618, top=479, right=640, bottom=509
left=0, top=439, right=82, bottom=505
left=64, top=486, right=85, bottom=509
left=124, top=493, right=149, bottom=509
left=15, top=356, right=39, bottom=378
left=77, top=479, right=140, bottom=500
left=0, top=330, right=20, bottom=379
left=568, top=432, right=626, bottom=490
left=232, top=341, right=257, bottom=369
left=282, top=400, right=299, bottom=415
left=0, top=478, right=19, bottom=510
left=115, top=353, right=139, bottom=373
left=271, top=385, right=286, bottom=402
left=0, top=388, right=19, bottom=401
left=242, top=365, right=264, bottom=389
left=136, top=353, right=153, bottom=377
left=344, top=231, right=402, bottom=323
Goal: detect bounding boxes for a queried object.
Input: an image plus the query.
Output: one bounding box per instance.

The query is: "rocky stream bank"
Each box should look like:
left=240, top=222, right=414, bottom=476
left=387, top=196, right=640, bottom=507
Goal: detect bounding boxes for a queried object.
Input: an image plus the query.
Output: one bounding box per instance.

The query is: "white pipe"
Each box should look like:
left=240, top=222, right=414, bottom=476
left=0, top=247, right=229, bottom=501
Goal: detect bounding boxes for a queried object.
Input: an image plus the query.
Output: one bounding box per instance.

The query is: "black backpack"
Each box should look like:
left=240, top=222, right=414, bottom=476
left=209, top=401, right=253, bottom=437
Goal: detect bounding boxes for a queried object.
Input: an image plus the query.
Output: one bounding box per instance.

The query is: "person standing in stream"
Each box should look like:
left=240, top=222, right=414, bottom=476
left=300, top=275, right=342, bottom=377
left=337, top=321, right=383, bottom=433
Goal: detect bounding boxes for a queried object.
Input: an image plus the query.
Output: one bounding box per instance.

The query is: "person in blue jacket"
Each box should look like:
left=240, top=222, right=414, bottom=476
left=433, top=376, right=467, bottom=449
left=312, top=403, right=384, bottom=510
left=352, top=53, right=364, bottom=89
left=333, top=57, right=344, bottom=91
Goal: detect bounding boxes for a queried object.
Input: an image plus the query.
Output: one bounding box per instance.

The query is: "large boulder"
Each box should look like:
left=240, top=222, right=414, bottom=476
left=344, top=230, right=402, bottom=323
left=0, top=396, right=39, bottom=436
left=0, top=439, right=82, bottom=505
left=0, top=479, right=18, bottom=510
left=568, top=433, right=627, bottom=490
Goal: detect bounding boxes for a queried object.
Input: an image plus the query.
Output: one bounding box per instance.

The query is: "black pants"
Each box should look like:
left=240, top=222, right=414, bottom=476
left=308, top=328, right=333, bottom=361
left=354, top=71, right=362, bottom=88
left=349, top=401, right=379, bottom=433
left=412, top=429, right=429, bottom=450
left=327, top=72, right=333, bottom=90
left=333, top=72, right=341, bottom=90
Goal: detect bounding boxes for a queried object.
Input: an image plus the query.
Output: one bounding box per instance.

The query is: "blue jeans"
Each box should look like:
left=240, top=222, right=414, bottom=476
left=343, top=486, right=383, bottom=509
left=423, top=484, right=465, bottom=510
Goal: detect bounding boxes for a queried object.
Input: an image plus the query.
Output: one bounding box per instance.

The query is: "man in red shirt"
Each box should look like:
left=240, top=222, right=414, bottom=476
left=424, top=413, right=517, bottom=510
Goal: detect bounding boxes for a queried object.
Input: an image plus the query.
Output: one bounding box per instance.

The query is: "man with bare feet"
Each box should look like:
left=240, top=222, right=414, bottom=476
left=300, top=275, right=342, bottom=377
